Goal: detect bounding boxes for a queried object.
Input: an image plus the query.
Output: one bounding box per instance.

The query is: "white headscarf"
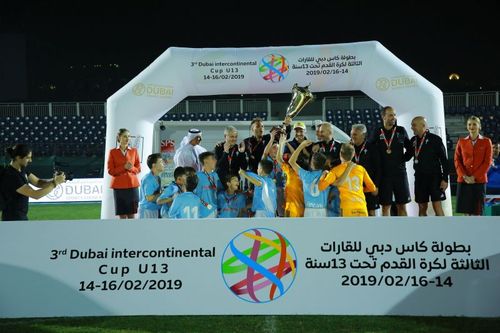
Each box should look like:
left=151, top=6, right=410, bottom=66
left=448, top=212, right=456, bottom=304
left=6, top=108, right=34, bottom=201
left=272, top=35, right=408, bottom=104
left=179, top=128, right=202, bottom=148
left=173, top=129, right=207, bottom=171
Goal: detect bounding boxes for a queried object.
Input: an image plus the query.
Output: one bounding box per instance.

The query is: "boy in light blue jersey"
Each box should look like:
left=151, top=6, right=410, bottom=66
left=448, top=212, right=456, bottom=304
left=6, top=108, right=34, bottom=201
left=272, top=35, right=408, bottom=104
left=139, top=153, right=164, bottom=219
left=194, top=151, right=223, bottom=218
left=217, top=173, right=247, bottom=218
left=157, top=167, right=186, bottom=218
left=289, top=140, right=329, bottom=217
left=239, top=159, right=276, bottom=218
left=262, top=130, right=285, bottom=216
left=169, top=173, right=213, bottom=219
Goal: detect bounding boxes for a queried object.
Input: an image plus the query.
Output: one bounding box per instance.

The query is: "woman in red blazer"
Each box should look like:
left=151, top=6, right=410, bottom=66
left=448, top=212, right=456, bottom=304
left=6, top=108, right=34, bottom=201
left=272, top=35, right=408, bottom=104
left=454, top=116, right=492, bottom=215
left=107, top=128, right=141, bottom=218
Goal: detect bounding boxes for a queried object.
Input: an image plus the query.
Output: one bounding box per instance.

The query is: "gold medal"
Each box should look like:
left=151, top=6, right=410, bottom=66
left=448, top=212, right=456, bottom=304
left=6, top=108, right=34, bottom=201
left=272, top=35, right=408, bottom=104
left=386, top=149, right=392, bottom=154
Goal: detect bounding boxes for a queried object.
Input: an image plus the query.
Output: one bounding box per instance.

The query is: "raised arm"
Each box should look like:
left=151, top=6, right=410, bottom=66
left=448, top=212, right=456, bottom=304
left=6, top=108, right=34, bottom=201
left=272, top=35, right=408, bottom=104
left=238, top=169, right=262, bottom=187
left=262, top=130, right=276, bottom=159
left=276, top=134, right=287, bottom=165
left=289, top=140, right=312, bottom=174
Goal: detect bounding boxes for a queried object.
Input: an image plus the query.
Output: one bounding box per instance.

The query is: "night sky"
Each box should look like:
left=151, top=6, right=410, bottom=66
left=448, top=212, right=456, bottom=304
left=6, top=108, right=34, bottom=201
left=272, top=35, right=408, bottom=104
left=1, top=0, right=499, bottom=101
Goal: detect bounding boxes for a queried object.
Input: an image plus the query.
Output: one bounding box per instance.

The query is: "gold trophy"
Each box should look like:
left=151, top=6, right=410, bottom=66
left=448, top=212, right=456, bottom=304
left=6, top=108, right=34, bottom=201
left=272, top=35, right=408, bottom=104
left=275, top=83, right=314, bottom=136
left=285, top=83, right=315, bottom=120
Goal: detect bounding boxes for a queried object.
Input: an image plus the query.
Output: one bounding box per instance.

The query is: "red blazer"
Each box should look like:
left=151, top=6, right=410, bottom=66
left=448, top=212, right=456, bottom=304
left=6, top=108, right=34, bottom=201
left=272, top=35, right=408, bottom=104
left=107, top=147, right=141, bottom=189
left=454, top=135, right=492, bottom=184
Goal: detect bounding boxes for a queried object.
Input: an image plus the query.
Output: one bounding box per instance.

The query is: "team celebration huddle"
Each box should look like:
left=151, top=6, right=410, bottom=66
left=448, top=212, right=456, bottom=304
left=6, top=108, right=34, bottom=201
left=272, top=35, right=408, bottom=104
left=108, top=106, right=492, bottom=220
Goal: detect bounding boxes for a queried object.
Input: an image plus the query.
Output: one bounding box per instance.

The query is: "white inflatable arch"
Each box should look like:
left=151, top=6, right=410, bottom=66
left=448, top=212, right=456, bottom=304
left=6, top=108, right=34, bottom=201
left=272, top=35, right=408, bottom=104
left=102, top=41, right=451, bottom=218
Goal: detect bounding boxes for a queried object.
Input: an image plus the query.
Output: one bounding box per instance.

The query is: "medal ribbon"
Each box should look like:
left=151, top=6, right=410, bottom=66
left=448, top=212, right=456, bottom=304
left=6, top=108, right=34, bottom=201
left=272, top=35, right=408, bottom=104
left=354, top=141, right=367, bottom=163
left=414, top=131, right=428, bottom=161
left=380, top=127, right=397, bottom=150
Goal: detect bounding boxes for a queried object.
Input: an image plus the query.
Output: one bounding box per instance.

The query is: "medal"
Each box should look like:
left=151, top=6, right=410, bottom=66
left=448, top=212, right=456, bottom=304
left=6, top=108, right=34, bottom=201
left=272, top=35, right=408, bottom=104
left=414, top=131, right=428, bottom=164
left=381, top=127, right=396, bottom=155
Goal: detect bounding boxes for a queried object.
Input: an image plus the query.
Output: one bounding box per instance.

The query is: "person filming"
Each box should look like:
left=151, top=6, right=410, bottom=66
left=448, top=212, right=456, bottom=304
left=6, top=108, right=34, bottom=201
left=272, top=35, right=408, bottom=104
left=1, top=144, right=66, bottom=221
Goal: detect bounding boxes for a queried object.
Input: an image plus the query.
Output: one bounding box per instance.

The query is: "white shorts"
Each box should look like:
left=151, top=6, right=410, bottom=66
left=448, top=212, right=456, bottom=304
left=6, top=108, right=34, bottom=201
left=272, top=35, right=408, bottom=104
left=254, top=210, right=275, bottom=218
left=303, top=207, right=327, bottom=218
left=139, top=208, right=159, bottom=219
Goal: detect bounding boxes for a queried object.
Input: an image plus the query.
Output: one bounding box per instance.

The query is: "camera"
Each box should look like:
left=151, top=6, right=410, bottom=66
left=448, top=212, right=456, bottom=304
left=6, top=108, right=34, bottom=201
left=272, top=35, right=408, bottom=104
left=53, top=161, right=74, bottom=181
left=54, top=169, right=74, bottom=181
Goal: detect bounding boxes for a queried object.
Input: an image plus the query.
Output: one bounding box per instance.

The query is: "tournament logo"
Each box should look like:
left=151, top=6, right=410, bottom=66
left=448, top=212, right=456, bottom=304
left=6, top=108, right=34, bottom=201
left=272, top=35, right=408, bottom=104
left=259, top=54, right=289, bottom=83
left=132, top=83, right=146, bottom=96
left=221, top=228, right=297, bottom=303
left=46, top=184, right=63, bottom=200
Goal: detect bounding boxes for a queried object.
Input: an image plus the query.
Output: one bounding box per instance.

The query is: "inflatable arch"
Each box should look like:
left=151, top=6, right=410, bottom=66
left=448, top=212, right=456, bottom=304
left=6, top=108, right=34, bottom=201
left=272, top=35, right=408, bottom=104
left=102, top=41, right=451, bottom=218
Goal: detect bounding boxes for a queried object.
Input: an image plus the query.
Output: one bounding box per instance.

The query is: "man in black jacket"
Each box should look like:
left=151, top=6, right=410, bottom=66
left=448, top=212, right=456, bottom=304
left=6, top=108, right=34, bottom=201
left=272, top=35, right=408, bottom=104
left=243, top=117, right=292, bottom=173
left=214, top=126, right=247, bottom=183
left=369, top=106, right=412, bottom=216
left=351, top=123, right=381, bottom=216
left=410, top=116, right=449, bottom=216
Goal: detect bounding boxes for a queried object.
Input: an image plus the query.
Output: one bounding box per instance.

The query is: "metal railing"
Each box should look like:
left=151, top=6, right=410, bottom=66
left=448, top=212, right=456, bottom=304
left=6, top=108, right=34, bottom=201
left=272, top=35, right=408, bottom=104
left=1, top=91, right=498, bottom=119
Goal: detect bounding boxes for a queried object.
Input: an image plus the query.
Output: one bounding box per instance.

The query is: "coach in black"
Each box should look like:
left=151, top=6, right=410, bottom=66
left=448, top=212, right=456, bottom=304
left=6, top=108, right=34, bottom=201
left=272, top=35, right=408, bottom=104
left=214, top=126, right=247, bottom=182
left=351, top=124, right=381, bottom=216
left=410, top=116, right=449, bottom=216
left=243, top=117, right=291, bottom=173
left=369, top=106, right=412, bottom=216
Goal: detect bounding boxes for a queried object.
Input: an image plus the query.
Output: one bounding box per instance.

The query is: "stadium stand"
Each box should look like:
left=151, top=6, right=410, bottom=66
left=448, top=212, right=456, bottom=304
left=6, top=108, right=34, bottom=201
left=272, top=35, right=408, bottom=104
left=0, top=92, right=498, bottom=182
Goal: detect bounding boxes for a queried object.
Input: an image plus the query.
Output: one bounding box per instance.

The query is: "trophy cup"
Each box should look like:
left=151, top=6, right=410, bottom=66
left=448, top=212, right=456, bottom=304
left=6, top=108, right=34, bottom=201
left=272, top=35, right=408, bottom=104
left=286, top=83, right=315, bottom=119
left=276, top=83, right=315, bottom=136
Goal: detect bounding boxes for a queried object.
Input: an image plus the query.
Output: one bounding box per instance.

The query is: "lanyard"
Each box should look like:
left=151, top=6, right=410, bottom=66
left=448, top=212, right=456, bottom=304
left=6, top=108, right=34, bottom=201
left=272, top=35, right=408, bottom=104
left=205, top=172, right=217, bottom=190
left=321, top=141, right=335, bottom=153
left=224, top=192, right=238, bottom=205
left=227, top=146, right=237, bottom=166
left=414, top=131, right=428, bottom=162
left=380, top=127, right=397, bottom=153
left=354, top=141, right=367, bottom=163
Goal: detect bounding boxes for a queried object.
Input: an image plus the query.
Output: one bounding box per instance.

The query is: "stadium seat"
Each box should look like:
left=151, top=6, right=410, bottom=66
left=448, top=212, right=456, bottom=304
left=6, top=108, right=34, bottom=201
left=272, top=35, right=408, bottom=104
left=206, top=113, right=215, bottom=121
left=189, top=113, right=197, bottom=121
left=197, top=113, right=206, bottom=121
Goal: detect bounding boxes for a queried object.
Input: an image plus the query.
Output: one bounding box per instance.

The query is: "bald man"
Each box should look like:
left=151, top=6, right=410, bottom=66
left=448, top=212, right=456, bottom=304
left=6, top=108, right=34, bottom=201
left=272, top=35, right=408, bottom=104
left=310, top=122, right=342, bottom=217
left=410, top=116, right=449, bottom=216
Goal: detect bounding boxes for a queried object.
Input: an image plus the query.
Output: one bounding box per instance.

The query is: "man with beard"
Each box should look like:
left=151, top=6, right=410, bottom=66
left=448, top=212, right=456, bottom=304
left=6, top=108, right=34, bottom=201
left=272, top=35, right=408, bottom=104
left=369, top=106, right=412, bottom=216
left=243, top=116, right=292, bottom=173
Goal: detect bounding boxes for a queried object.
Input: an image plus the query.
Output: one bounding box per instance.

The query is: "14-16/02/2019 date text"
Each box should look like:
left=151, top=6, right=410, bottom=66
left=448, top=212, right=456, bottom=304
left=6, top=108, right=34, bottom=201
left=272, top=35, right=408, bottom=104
left=79, top=279, right=182, bottom=292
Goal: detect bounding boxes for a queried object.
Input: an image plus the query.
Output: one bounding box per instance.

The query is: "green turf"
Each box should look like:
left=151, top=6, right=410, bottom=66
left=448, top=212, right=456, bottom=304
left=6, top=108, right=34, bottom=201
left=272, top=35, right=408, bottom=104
left=27, top=203, right=101, bottom=220
left=0, top=315, right=499, bottom=333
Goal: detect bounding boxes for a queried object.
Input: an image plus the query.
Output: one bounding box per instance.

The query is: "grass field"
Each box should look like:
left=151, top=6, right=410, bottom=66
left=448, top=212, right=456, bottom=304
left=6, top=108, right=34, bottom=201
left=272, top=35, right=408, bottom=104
left=1, top=315, right=500, bottom=333
left=3, top=199, right=499, bottom=333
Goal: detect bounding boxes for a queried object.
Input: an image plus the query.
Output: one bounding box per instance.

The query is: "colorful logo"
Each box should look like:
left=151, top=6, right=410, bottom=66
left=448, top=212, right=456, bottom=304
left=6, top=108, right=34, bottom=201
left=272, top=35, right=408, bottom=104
left=259, top=54, right=289, bottom=83
left=221, top=228, right=297, bottom=303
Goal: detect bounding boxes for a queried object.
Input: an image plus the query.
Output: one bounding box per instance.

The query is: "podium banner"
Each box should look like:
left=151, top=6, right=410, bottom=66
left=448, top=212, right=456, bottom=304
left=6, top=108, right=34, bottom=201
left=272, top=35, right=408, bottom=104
left=1, top=217, right=499, bottom=318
